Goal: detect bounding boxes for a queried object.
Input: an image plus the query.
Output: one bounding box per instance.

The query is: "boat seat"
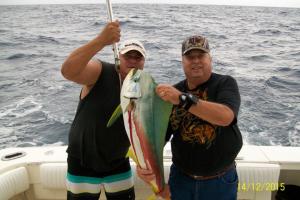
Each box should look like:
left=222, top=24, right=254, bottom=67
left=39, top=163, right=155, bottom=189
left=0, top=167, right=29, bottom=200
left=237, top=163, right=280, bottom=200
left=38, top=162, right=280, bottom=200
left=40, top=163, right=67, bottom=189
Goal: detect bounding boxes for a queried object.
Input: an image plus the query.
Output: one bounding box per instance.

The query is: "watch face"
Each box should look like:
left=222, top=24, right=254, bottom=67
left=179, top=94, right=187, bottom=106
left=180, top=94, right=187, bottom=101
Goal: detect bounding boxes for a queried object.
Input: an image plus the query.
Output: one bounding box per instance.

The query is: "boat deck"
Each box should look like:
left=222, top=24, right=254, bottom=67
left=0, top=145, right=300, bottom=200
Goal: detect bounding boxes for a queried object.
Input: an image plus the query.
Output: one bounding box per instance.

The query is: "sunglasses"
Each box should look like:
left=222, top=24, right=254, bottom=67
left=123, top=53, right=144, bottom=61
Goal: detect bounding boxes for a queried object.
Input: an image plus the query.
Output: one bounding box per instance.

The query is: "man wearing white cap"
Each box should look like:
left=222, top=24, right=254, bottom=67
left=61, top=21, right=146, bottom=200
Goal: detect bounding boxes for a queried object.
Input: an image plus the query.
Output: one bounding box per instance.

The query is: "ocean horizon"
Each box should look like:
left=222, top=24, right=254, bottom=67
left=1, top=1, right=300, bottom=9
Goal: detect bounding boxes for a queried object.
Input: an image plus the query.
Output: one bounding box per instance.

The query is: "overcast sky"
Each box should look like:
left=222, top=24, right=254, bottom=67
left=1, top=0, right=300, bottom=8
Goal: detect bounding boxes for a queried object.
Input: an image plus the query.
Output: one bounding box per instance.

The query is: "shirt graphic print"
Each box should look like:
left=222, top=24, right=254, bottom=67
left=170, top=88, right=217, bottom=148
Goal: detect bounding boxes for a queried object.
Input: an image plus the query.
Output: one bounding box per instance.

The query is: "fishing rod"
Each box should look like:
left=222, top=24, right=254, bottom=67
left=106, top=0, right=120, bottom=69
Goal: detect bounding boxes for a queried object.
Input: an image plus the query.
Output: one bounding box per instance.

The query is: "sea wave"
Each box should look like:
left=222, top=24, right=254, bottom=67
left=0, top=42, right=23, bottom=47
left=93, top=21, right=104, bottom=26
left=0, top=96, right=42, bottom=118
left=1, top=4, right=299, bottom=148
left=265, top=76, right=299, bottom=92
left=247, top=55, right=274, bottom=62
left=6, top=53, right=55, bottom=60
left=289, top=122, right=300, bottom=146
left=254, top=29, right=282, bottom=36
left=37, top=35, right=60, bottom=44
left=43, top=110, right=71, bottom=124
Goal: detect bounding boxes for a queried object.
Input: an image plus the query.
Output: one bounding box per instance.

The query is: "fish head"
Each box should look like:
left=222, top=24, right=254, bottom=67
left=122, top=68, right=142, bottom=99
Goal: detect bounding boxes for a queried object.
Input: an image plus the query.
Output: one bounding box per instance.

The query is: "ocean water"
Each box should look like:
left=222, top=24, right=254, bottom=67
left=0, top=4, right=299, bottom=149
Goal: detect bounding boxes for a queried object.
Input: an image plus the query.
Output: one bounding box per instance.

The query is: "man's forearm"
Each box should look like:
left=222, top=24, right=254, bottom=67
left=61, top=36, right=105, bottom=79
left=189, top=100, right=234, bottom=126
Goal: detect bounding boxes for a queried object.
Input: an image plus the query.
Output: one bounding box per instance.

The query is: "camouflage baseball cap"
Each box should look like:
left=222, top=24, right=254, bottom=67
left=182, top=35, right=210, bottom=55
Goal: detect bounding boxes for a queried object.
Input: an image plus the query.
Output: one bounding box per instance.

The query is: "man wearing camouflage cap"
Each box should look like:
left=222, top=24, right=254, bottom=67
left=138, top=35, right=242, bottom=200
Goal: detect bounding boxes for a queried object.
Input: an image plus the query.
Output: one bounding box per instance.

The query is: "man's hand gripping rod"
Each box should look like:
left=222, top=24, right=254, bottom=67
left=106, top=0, right=120, bottom=69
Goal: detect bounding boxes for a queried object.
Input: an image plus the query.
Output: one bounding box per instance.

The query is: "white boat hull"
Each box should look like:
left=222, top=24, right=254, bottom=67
left=1, top=145, right=300, bottom=200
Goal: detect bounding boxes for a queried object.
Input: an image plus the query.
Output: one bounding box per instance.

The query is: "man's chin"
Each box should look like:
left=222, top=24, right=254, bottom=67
left=191, top=73, right=203, bottom=78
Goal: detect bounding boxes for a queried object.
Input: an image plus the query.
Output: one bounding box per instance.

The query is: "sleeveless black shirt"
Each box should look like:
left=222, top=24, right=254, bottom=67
left=67, top=61, right=130, bottom=172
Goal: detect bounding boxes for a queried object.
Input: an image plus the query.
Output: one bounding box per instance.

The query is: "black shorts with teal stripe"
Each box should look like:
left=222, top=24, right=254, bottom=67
left=66, top=156, right=135, bottom=200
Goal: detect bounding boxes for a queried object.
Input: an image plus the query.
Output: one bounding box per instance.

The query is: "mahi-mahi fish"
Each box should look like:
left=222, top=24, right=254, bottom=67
left=107, top=69, right=172, bottom=199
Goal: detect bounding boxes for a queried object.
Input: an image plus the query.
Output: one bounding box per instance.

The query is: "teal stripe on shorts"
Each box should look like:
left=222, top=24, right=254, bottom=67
left=67, top=170, right=132, bottom=184
left=67, top=173, right=102, bottom=184
left=102, top=170, right=132, bottom=183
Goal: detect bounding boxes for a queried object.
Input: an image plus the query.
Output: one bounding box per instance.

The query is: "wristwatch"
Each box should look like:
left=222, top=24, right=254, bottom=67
left=178, top=93, right=199, bottom=110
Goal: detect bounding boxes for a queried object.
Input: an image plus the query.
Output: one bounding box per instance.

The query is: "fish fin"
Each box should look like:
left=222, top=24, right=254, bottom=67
left=126, top=146, right=139, bottom=165
left=146, top=194, right=156, bottom=200
left=146, top=181, right=159, bottom=200
left=106, top=104, right=122, bottom=127
left=148, top=182, right=170, bottom=200
left=150, top=181, right=159, bottom=193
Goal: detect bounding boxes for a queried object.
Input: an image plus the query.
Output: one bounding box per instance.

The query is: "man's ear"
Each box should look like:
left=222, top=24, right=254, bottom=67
left=208, top=53, right=212, bottom=60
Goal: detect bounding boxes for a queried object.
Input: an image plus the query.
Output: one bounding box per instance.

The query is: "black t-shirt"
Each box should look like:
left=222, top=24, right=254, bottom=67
left=67, top=61, right=130, bottom=172
left=166, top=73, right=242, bottom=176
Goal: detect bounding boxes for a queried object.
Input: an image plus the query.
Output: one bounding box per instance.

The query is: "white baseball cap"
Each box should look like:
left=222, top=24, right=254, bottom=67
left=119, top=39, right=146, bottom=58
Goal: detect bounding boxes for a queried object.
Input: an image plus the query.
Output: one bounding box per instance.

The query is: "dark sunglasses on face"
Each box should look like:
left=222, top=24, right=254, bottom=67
left=123, top=53, right=144, bottom=61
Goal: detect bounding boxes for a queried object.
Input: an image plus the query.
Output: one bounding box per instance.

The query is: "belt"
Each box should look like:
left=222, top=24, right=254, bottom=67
left=182, top=163, right=236, bottom=181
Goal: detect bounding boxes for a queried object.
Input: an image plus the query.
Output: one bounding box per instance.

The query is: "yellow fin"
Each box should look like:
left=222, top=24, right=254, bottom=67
left=147, top=181, right=159, bottom=200
left=126, top=146, right=139, bottom=165
left=150, top=181, right=159, bottom=193
left=147, top=194, right=156, bottom=200
left=106, top=104, right=122, bottom=127
left=149, top=182, right=170, bottom=200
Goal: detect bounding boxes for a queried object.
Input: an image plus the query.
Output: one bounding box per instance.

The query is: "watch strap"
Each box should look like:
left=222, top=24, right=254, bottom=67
left=183, top=98, right=194, bottom=110
left=179, top=93, right=199, bottom=111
